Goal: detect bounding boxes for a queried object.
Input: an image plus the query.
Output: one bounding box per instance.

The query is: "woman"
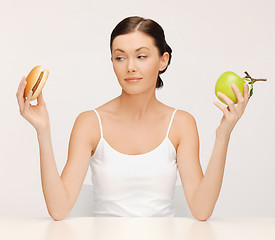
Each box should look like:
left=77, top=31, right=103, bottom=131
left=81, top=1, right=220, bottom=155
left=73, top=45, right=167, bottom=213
left=16, top=16, right=249, bottom=221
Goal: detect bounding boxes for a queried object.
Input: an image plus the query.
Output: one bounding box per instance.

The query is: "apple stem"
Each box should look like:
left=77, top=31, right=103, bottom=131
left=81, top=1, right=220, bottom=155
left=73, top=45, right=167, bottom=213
left=243, top=71, right=267, bottom=84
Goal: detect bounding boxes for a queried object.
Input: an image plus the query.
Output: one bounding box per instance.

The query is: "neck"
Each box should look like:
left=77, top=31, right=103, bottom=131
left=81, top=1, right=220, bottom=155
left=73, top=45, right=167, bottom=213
left=116, top=89, right=160, bottom=121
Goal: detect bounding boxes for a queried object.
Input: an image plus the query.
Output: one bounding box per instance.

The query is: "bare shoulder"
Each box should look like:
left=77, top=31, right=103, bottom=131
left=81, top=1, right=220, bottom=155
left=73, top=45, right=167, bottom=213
left=75, top=110, right=98, bottom=127
left=174, top=109, right=198, bottom=142
left=175, top=109, right=197, bottom=127
left=73, top=110, right=101, bottom=152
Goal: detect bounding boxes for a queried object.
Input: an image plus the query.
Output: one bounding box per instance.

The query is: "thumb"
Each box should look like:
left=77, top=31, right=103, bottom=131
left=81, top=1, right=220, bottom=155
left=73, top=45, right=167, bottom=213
left=37, top=90, right=45, bottom=105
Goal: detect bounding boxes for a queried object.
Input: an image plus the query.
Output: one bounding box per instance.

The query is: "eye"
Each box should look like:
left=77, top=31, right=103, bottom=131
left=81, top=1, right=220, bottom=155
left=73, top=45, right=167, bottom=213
left=115, top=56, right=146, bottom=61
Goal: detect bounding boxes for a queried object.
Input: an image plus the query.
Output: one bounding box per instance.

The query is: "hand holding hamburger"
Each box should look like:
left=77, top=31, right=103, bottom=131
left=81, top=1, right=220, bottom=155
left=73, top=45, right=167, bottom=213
left=16, top=66, right=50, bottom=133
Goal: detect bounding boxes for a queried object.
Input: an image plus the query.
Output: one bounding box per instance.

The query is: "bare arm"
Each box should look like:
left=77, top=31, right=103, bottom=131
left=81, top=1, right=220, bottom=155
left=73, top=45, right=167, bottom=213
left=177, top=114, right=231, bottom=221
left=192, top=82, right=250, bottom=219
left=190, top=133, right=230, bottom=220
left=178, top=83, right=249, bottom=221
left=37, top=127, right=69, bottom=220
left=37, top=112, right=94, bottom=221
left=16, top=77, right=94, bottom=221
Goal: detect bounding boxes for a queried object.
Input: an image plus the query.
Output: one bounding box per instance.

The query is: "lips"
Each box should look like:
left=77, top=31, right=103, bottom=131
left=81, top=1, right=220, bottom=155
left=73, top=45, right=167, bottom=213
left=125, top=77, right=142, bottom=82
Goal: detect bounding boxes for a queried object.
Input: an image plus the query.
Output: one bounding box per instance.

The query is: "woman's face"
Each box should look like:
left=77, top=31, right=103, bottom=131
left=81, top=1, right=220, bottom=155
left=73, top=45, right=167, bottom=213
left=111, top=31, right=169, bottom=94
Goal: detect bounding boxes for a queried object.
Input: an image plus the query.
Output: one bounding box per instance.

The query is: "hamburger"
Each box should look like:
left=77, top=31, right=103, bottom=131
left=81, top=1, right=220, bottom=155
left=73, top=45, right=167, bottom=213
left=24, top=66, right=49, bottom=101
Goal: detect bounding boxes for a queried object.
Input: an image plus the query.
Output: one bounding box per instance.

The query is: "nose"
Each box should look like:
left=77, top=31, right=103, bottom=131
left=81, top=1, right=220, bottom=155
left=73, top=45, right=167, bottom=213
left=127, top=58, right=136, bottom=72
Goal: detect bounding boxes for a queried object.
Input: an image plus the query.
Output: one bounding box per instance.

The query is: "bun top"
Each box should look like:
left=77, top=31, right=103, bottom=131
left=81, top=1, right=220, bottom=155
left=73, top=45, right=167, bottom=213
left=24, top=66, right=42, bottom=98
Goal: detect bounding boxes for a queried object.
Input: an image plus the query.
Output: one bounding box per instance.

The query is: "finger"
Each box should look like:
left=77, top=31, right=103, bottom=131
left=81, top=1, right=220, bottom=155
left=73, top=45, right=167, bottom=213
left=16, top=76, right=26, bottom=96
left=243, top=82, right=249, bottom=101
left=232, top=83, right=245, bottom=103
left=214, top=100, right=230, bottom=117
left=37, top=90, right=45, bottom=105
left=217, top=92, right=237, bottom=115
left=24, top=89, right=33, bottom=112
left=217, top=91, right=234, bottom=105
left=17, top=77, right=27, bottom=110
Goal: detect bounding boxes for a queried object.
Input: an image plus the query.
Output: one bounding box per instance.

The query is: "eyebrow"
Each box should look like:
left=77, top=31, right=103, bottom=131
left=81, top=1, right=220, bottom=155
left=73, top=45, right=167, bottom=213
left=113, top=47, right=150, bottom=53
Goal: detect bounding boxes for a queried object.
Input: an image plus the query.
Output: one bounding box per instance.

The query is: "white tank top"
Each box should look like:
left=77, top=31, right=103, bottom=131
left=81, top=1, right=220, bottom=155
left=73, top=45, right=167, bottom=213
left=90, top=108, right=178, bottom=217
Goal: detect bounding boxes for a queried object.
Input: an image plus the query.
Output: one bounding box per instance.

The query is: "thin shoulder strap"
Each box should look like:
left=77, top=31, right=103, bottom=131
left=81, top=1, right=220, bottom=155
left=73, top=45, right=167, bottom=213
left=92, top=109, right=103, bottom=138
left=166, top=108, right=178, bottom=138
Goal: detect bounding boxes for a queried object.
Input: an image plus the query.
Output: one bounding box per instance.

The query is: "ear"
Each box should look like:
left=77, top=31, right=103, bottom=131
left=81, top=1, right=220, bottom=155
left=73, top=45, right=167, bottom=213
left=111, top=56, right=113, bottom=62
left=159, top=52, right=169, bottom=71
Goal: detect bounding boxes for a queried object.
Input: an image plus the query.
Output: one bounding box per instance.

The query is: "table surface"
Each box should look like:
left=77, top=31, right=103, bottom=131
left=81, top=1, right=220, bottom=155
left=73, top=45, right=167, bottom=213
left=1, top=217, right=275, bottom=240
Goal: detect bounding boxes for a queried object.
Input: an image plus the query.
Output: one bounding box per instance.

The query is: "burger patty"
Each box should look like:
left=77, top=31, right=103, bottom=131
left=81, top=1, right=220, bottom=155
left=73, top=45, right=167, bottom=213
left=31, top=71, right=44, bottom=94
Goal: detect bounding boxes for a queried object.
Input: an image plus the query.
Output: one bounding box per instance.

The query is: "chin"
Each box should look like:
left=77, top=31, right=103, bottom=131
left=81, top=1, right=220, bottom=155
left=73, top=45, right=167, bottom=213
left=122, top=86, right=155, bottom=96
left=122, top=88, right=143, bottom=95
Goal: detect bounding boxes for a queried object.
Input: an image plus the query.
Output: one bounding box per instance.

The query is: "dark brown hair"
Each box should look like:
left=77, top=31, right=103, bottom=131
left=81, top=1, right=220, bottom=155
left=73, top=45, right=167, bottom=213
left=110, top=16, right=172, bottom=89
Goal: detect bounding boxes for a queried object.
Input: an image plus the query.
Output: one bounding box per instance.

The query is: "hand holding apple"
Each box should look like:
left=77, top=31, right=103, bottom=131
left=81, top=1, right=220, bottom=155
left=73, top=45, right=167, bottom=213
left=215, top=71, right=267, bottom=104
left=214, top=81, right=250, bottom=138
left=213, top=71, right=267, bottom=138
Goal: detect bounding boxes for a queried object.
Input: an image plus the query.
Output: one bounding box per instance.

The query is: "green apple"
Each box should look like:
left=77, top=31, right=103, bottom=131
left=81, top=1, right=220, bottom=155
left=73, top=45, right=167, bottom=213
left=215, top=71, right=267, bottom=105
left=215, top=71, right=248, bottom=104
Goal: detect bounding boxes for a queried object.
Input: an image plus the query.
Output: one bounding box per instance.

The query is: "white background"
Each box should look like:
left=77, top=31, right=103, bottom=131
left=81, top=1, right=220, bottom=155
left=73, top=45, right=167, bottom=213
left=1, top=0, right=274, bottom=217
